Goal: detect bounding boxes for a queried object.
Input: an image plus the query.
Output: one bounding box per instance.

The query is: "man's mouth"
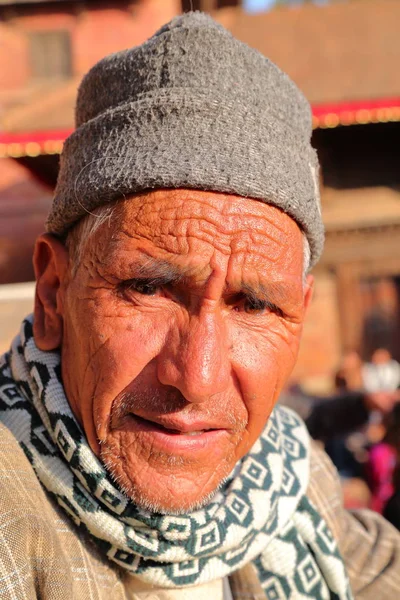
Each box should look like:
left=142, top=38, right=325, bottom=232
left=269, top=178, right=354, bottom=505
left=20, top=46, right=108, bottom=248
left=162, top=428, right=207, bottom=436
left=131, top=414, right=218, bottom=435
left=116, top=413, right=229, bottom=454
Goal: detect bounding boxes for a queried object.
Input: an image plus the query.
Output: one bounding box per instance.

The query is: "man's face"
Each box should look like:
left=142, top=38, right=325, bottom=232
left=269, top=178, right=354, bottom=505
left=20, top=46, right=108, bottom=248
left=36, top=189, right=312, bottom=513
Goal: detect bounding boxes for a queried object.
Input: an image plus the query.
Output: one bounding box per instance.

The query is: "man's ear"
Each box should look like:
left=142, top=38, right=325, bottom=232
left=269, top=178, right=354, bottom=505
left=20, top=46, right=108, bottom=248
left=33, top=233, right=69, bottom=351
left=303, top=274, right=314, bottom=315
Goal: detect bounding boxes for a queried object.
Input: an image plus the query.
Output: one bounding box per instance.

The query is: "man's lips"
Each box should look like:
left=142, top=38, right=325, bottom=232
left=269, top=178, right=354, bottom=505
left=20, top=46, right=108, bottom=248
left=132, top=413, right=226, bottom=434
left=115, top=413, right=230, bottom=453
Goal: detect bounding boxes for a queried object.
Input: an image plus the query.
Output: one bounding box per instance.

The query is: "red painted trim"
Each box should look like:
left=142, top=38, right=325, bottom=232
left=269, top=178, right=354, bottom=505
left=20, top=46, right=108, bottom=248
left=311, top=97, right=400, bottom=128
left=0, top=129, right=72, bottom=144
left=1, top=97, right=400, bottom=157
left=312, top=97, right=400, bottom=117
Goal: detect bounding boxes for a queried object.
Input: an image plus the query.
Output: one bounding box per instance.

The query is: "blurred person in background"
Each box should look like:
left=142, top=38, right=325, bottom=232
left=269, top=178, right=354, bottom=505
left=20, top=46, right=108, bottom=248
left=362, top=348, right=400, bottom=394
left=367, top=404, right=400, bottom=514
left=282, top=351, right=400, bottom=509
left=335, top=350, right=364, bottom=392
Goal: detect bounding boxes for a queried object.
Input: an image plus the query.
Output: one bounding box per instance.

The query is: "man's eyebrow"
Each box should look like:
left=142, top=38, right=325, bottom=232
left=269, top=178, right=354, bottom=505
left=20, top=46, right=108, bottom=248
left=241, top=281, right=291, bottom=306
left=130, top=258, right=294, bottom=306
left=132, top=258, right=189, bottom=284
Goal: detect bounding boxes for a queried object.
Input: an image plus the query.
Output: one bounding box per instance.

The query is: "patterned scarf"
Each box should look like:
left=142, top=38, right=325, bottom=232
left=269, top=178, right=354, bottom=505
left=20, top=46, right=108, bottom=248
left=0, top=317, right=352, bottom=599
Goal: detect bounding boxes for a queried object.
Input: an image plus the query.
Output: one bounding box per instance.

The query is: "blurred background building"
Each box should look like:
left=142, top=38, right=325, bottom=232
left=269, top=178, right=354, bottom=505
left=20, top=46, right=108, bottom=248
left=1, top=0, right=400, bottom=392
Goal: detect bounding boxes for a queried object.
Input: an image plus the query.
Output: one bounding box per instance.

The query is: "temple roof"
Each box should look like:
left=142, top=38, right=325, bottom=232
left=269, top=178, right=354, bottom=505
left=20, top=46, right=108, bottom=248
left=217, top=0, right=400, bottom=105
left=1, top=79, right=78, bottom=134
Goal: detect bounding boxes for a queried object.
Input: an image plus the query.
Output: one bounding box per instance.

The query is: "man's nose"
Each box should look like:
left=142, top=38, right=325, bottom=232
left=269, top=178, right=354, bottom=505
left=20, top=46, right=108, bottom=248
left=156, top=308, right=231, bottom=403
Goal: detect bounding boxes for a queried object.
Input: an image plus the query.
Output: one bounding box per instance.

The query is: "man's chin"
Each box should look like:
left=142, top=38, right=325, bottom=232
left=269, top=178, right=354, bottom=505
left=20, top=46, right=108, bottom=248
left=125, top=485, right=224, bottom=516
left=100, top=451, right=230, bottom=515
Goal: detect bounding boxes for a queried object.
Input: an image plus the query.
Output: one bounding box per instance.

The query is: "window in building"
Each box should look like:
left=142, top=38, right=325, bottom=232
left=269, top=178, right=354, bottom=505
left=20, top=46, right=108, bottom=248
left=182, top=0, right=239, bottom=11
left=29, top=30, right=72, bottom=81
left=217, top=0, right=239, bottom=7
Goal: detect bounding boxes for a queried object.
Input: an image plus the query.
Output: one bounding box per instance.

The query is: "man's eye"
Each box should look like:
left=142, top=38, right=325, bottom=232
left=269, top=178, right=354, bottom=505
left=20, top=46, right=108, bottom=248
left=242, top=297, right=284, bottom=317
left=243, top=297, right=268, bottom=314
left=123, top=280, right=160, bottom=296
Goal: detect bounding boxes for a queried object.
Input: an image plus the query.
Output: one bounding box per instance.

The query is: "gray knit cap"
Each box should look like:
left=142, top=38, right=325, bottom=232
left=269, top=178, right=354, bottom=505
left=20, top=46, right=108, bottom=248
left=47, top=12, right=324, bottom=267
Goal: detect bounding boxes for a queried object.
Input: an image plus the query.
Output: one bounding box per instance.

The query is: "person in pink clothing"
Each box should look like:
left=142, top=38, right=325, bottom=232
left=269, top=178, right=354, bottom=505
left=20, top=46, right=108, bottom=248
left=367, top=405, right=400, bottom=514
left=368, top=443, right=397, bottom=513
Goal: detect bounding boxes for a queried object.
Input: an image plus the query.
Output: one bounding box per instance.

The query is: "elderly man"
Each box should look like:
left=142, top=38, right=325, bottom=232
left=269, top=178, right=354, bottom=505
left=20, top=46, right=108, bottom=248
left=0, top=12, right=399, bottom=600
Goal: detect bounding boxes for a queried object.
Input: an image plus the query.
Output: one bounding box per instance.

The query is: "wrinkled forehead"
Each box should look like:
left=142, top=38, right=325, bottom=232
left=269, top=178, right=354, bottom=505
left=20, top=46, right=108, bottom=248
left=84, top=189, right=305, bottom=289
left=107, top=189, right=302, bottom=247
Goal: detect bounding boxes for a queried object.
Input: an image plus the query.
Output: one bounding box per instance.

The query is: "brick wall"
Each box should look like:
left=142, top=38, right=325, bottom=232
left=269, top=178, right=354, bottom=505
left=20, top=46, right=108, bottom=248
left=0, top=0, right=180, bottom=92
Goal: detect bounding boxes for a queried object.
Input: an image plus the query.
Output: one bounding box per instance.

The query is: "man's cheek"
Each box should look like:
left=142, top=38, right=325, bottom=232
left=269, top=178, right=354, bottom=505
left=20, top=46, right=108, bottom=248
left=267, top=321, right=302, bottom=371
left=87, top=319, right=169, bottom=395
left=249, top=333, right=299, bottom=406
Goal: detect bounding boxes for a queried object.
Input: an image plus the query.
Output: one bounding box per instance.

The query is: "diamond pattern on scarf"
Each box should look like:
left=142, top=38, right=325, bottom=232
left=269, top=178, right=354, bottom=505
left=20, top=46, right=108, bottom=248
left=0, top=317, right=353, bottom=598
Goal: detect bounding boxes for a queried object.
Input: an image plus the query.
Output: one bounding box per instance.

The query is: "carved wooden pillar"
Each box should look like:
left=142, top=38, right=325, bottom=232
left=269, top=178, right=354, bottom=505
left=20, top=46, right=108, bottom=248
left=201, top=0, right=216, bottom=11
left=335, top=263, right=364, bottom=352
